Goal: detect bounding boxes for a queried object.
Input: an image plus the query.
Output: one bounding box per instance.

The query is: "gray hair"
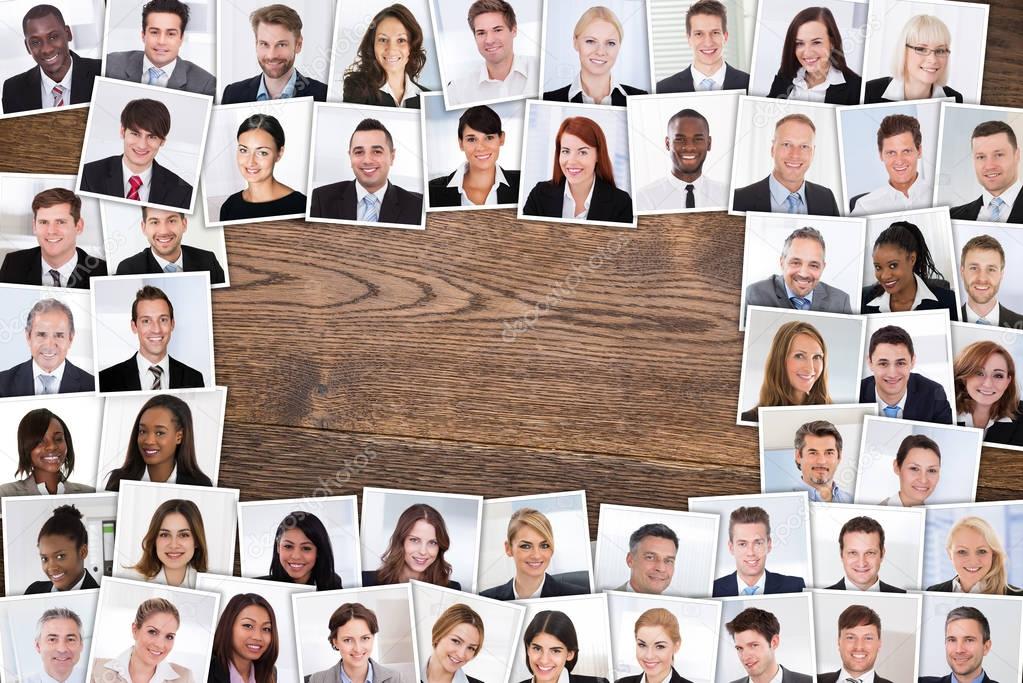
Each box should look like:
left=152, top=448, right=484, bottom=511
left=628, top=523, right=679, bottom=554
left=25, top=298, right=75, bottom=336
left=781, top=227, right=826, bottom=259
left=35, top=607, right=83, bottom=642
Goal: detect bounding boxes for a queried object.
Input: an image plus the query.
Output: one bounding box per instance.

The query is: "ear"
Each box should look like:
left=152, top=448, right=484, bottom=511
left=892, top=458, right=900, bottom=476
left=769, top=634, right=780, bottom=650
left=504, top=540, right=513, bottom=558
left=120, top=126, right=127, bottom=140
left=626, top=551, right=634, bottom=569
left=707, top=134, right=713, bottom=152
left=296, top=35, right=304, bottom=53
left=499, top=132, right=506, bottom=147
left=180, top=217, right=189, bottom=234
left=131, top=319, right=139, bottom=335
left=766, top=537, right=773, bottom=553
left=74, top=218, right=85, bottom=236
left=664, top=136, right=670, bottom=152
left=566, top=649, right=576, bottom=662
left=78, top=543, right=89, bottom=560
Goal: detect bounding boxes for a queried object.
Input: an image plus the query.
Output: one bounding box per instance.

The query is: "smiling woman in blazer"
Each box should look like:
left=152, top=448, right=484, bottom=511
left=429, top=106, right=520, bottom=208
left=522, top=116, right=633, bottom=223
left=615, top=609, right=694, bottom=683
left=862, top=221, right=958, bottom=319
left=864, top=15, right=964, bottom=104
left=0, top=409, right=94, bottom=497
left=308, top=603, right=412, bottom=683
left=422, top=604, right=485, bottom=683
left=767, top=6, right=861, bottom=104
left=926, top=516, right=1023, bottom=595
left=343, top=4, right=429, bottom=109
left=518, top=610, right=609, bottom=683
left=26, top=504, right=99, bottom=593
left=954, top=340, right=1023, bottom=447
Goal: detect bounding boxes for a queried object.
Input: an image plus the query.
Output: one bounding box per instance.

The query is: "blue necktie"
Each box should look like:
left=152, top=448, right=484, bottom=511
left=39, top=374, right=57, bottom=394
left=742, top=586, right=758, bottom=595
left=147, top=67, right=166, bottom=85
left=361, top=194, right=380, bottom=222
left=164, top=263, right=181, bottom=273
left=975, top=318, right=992, bottom=325
left=989, top=197, right=1005, bottom=221
left=883, top=405, right=900, bottom=418
left=790, top=296, right=810, bottom=310
left=785, top=192, right=803, bottom=214
left=699, top=78, right=715, bottom=91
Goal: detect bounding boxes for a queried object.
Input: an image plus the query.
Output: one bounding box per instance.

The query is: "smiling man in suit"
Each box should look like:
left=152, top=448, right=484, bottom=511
left=0, top=188, right=107, bottom=289
left=959, top=234, right=1023, bottom=328
left=859, top=325, right=953, bottom=424
left=826, top=516, right=907, bottom=593
left=2, top=4, right=102, bottom=114
left=0, top=298, right=94, bottom=397
left=919, top=607, right=1000, bottom=683
left=116, top=207, right=225, bottom=284
left=713, top=506, right=806, bottom=597
left=725, top=608, right=812, bottom=683
left=656, top=0, right=749, bottom=93
left=105, top=0, right=216, bottom=97
left=950, top=121, right=1023, bottom=223
left=98, top=285, right=204, bottom=392
left=818, top=605, right=894, bottom=683
left=310, top=118, right=424, bottom=226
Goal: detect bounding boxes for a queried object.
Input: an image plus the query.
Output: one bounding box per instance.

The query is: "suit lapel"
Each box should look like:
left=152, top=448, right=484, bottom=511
left=757, top=177, right=773, bottom=211
left=379, top=183, right=401, bottom=222
left=1009, top=198, right=1023, bottom=222
left=128, top=51, right=145, bottom=82
left=14, top=360, right=35, bottom=395
left=148, top=160, right=167, bottom=204
left=25, top=65, right=44, bottom=109
left=27, top=247, right=43, bottom=284
left=341, top=182, right=359, bottom=220
left=105, top=156, right=126, bottom=197
left=66, top=247, right=87, bottom=288
left=680, top=67, right=695, bottom=91
left=167, top=61, right=188, bottom=89
left=145, top=248, right=162, bottom=273
left=168, top=356, right=182, bottom=389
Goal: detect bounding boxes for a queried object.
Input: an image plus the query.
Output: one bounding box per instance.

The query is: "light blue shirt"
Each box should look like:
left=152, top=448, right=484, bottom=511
left=795, top=479, right=852, bottom=503
left=340, top=661, right=375, bottom=683
left=951, top=671, right=988, bottom=683
left=768, top=174, right=807, bottom=214
left=784, top=282, right=814, bottom=306
left=256, top=69, right=298, bottom=100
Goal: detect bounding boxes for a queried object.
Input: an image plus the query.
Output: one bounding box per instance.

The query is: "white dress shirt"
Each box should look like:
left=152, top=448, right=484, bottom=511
left=963, top=301, right=1001, bottom=326
left=879, top=491, right=905, bottom=506
left=40, top=250, right=79, bottom=287
left=121, top=159, right=154, bottom=202
left=141, top=56, right=178, bottom=87
left=141, top=463, right=178, bottom=483
left=445, top=54, right=538, bottom=105
left=568, top=71, right=628, bottom=105
left=448, top=162, right=511, bottom=206
left=979, top=179, right=1023, bottom=222
left=851, top=177, right=934, bottom=216
left=356, top=181, right=390, bottom=222
left=99, top=646, right=189, bottom=683
left=22, top=669, right=85, bottom=683
left=880, top=77, right=946, bottom=102
left=839, top=669, right=876, bottom=683
left=33, top=359, right=66, bottom=395
left=951, top=575, right=985, bottom=593
left=150, top=564, right=198, bottom=589
left=875, top=387, right=908, bottom=419
left=639, top=671, right=674, bottom=683
left=136, top=352, right=170, bottom=391
left=380, top=74, right=422, bottom=107
left=34, top=479, right=66, bottom=495
left=865, top=273, right=938, bottom=313
left=843, top=577, right=882, bottom=591
left=688, top=61, right=727, bottom=90
left=787, top=66, right=846, bottom=102
left=513, top=575, right=545, bottom=599
left=562, top=180, right=595, bottom=219
left=150, top=247, right=184, bottom=272
left=736, top=571, right=766, bottom=595
left=636, top=172, right=728, bottom=211
left=40, top=60, right=74, bottom=109
left=958, top=411, right=1014, bottom=431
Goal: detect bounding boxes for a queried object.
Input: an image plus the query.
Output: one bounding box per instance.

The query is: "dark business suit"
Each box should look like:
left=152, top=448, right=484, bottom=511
left=0, top=358, right=95, bottom=397
left=920, top=673, right=999, bottom=683
left=712, top=569, right=805, bottom=597
left=25, top=569, right=99, bottom=594
left=360, top=569, right=460, bottom=590
left=732, top=176, right=840, bottom=216
left=309, top=180, right=423, bottom=226
left=345, top=83, right=429, bottom=109
left=926, top=577, right=1023, bottom=596
left=0, top=246, right=107, bottom=289
left=656, top=63, right=750, bottom=93
left=861, top=282, right=958, bottom=320
left=523, top=177, right=633, bottom=224
left=744, top=274, right=852, bottom=314
left=767, top=72, right=862, bottom=105
left=99, top=353, right=205, bottom=392
left=1, top=51, right=101, bottom=114
left=729, top=666, right=812, bottom=683
left=519, top=675, right=609, bottom=683
left=116, top=245, right=225, bottom=285
left=541, top=83, right=647, bottom=106
left=961, top=303, right=1023, bottom=329
left=970, top=402, right=1023, bottom=447
left=104, top=50, right=216, bottom=97
left=617, top=669, right=694, bottom=683
left=479, top=573, right=588, bottom=600
left=819, top=672, right=893, bottom=683
left=864, top=77, right=964, bottom=104
left=428, top=168, right=520, bottom=208
left=859, top=373, right=953, bottom=424
left=80, top=156, right=193, bottom=210
left=825, top=577, right=906, bottom=593
left=220, top=71, right=327, bottom=104
left=950, top=195, right=1023, bottom=223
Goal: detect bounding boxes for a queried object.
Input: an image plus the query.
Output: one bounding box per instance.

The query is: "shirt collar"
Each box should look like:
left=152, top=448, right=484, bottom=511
left=881, top=77, right=945, bottom=101
left=951, top=575, right=985, bottom=593
left=141, top=55, right=178, bottom=82
left=737, top=570, right=766, bottom=595
left=356, top=180, right=389, bottom=205
left=150, top=247, right=184, bottom=271
left=122, top=157, right=154, bottom=185
left=448, top=162, right=510, bottom=206
left=982, top=177, right=1023, bottom=211
left=793, top=65, right=846, bottom=91
left=513, top=574, right=546, bottom=599
left=690, top=61, right=727, bottom=85
left=478, top=52, right=532, bottom=83
left=866, top=272, right=939, bottom=311
left=768, top=173, right=806, bottom=206
left=152, top=564, right=198, bottom=589
left=379, top=74, right=421, bottom=107
left=639, top=670, right=675, bottom=683
left=563, top=179, right=596, bottom=218
left=568, top=71, right=625, bottom=105
left=957, top=411, right=1014, bottom=429
left=257, top=69, right=298, bottom=100
left=104, top=647, right=183, bottom=682
left=137, top=351, right=171, bottom=384
left=35, top=478, right=66, bottom=495
left=50, top=569, right=88, bottom=592
left=40, top=248, right=79, bottom=284
left=40, top=59, right=74, bottom=91
left=141, top=463, right=178, bottom=483
left=963, top=301, right=1001, bottom=325
left=843, top=576, right=881, bottom=591
left=951, top=671, right=988, bottom=683
left=795, top=478, right=850, bottom=503
left=876, top=386, right=908, bottom=413
left=32, top=359, right=66, bottom=384
left=783, top=281, right=814, bottom=304
left=421, top=659, right=467, bottom=683
left=228, top=660, right=257, bottom=683
left=344, top=660, right=376, bottom=683
left=839, top=669, right=875, bottom=683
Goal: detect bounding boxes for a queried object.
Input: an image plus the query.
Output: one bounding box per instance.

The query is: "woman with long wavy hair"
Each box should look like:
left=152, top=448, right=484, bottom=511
left=342, top=4, right=429, bottom=108
left=741, top=320, right=830, bottom=422
left=362, top=503, right=460, bottom=589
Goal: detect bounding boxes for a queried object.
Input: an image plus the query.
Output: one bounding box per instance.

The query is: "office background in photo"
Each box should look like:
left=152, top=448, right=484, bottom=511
left=0, top=174, right=104, bottom=264
left=0, top=287, right=93, bottom=376
left=952, top=223, right=1023, bottom=312
left=923, top=502, right=1023, bottom=590
left=919, top=593, right=1023, bottom=682
left=0, top=590, right=97, bottom=681
left=715, top=594, right=816, bottom=682
left=648, top=0, right=756, bottom=83
left=104, top=0, right=215, bottom=76
left=936, top=106, right=1023, bottom=210
left=950, top=324, right=1023, bottom=430
left=422, top=95, right=525, bottom=183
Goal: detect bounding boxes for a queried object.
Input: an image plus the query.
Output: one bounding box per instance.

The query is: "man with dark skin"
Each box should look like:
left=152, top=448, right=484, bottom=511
left=637, top=108, right=727, bottom=211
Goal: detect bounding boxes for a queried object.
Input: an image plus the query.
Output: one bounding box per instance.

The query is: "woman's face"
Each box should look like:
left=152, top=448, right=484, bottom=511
left=30, top=418, right=67, bottom=476
left=506, top=527, right=553, bottom=580
left=965, top=353, right=1012, bottom=409
left=155, top=512, right=196, bottom=571
left=277, top=527, right=317, bottom=584
left=784, top=332, right=825, bottom=398
left=528, top=632, right=574, bottom=683
left=231, top=605, right=273, bottom=664
left=573, top=19, right=620, bottom=78
left=433, top=623, right=481, bottom=674
left=38, top=533, right=86, bottom=591
left=403, top=519, right=440, bottom=576
left=374, top=16, right=411, bottom=77
left=905, top=41, right=949, bottom=88
left=794, top=20, right=832, bottom=78
left=137, top=406, right=182, bottom=472
left=237, top=128, right=282, bottom=185
left=894, top=447, right=940, bottom=506
left=332, top=618, right=374, bottom=667
left=131, top=612, right=178, bottom=668
left=635, top=625, right=680, bottom=683
left=459, top=124, right=504, bottom=173
left=949, top=526, right=994, bottom=588
left=873, top=244, right=917, bottom=298
left=559, top=132, right=598, bottom=188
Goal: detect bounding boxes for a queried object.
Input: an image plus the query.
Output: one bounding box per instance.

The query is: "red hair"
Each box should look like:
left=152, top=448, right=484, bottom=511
left=551, top=116, right=616, bottom=187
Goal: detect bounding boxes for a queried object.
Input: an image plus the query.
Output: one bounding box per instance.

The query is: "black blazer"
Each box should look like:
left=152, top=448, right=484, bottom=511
left=824, top=577, right=907, bottom=593
left=0, top=246, right=107, bottom=288
left=859, top=372, right=953, bottom=424
left=860, top=281, right=959, bottom=320
left=925, top=577, right=1023, bottom=596
left=428, top=168, right=521, bottom=208
left=767, top=72, right=862, bottom=105
left=732, top=176, right=840, bottom=216
left=656, top=63, right=749, bottom=93
left=617, top=669, right=694, bottom=683
left=115, top=245, right=226, bottom=285
left=961, top=303, right=1023, bottom=329
left=1, top=51, right=101, bottom=114
left=863, top=76, right=964, bottom=104
left=920, top=674, right=999, bottom=683
left=975, top=403, right=1023, bottom=447
left=479, top=573, right=588, bottom=600
left=80, top=156, right=193, bottom=210
left=0, top=358, right=95, bottom=397
left=542, top=83, right=647, bottom=106
left=950, top=195, right=1023, bottom=223
left=99, top=353, right=205, bottom=393
left=523, top=177, right=633, bottom=224
left=25, top=569, right=100, bottom=594
left=361, top=569, right=461, bottom=591
left=712, top=569, right=805, bottom=597
left=819, top=672, right=893, bottom=683
left=520, top=675, right=609, bottom=683
left=255, top=572, right=343, bottom=590
left=344, top=83, right=429, bottom=109
left=209, top=659, right=278, bottom=683
left=309, top=180, right=423, bottom=226
left=221, top=71, right=328, bottom=104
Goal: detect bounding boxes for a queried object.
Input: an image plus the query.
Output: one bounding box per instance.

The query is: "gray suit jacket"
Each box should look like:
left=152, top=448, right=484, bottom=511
left=0, top=477, right=95, bottom=497
left=730, top=666, right=812, bottom=683
left=105, top=50, right=216, bottom=97
left=745, top=274, right=852, bottom=315
left=307, top=660, right=409, bottom=683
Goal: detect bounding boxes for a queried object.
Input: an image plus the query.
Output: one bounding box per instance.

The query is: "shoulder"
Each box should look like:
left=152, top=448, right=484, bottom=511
left=388, top=182, right=424, bottom=202
left=25, top=579, right=52, bottom=594
left=180, top=57, right=215, bottom=80
left=816, top=672, right=840, bottom=683
left=479, top=579, right=512, bottom=600
left=864, top=76, right=893, bottom=102
left=152, top=160, right=190, bottom=186
left=621, top=84, right=647, bottom=96
left=3, top=64, right=35, bottom=88
left=569, top=675, right=610, bottom=683
left=105, top=50, right=140, bottom=67
left=908, top=372, right=944, bottom=393
left=169, top=663, right=195, bottom=682
left=615, top=675, right=643, bottom=683
left=724, top=64, right=751, bottom=88
left=780, top=668, right=813, bottom=683
left=222, top=75, right=260, bottom=100
left=296, top=72, right=329, bottom=100
left=0, top=246, right=37, bottom=265
left=361, top=569, right=380, bottom=586
left=314, top=180, right=354, bottom=197
left=655, top=70, right=691, bottom=93
left=180, top=243, right=218, bottom=262
left=428, top=171, right=458, bottom=189
left=942, top=85, right=965, bottom=103
left=767, top=73, right=790, bottom=97
left=542, top=85, right=571, bottom=101
left=115, top=249, right=152, bottom=274
left=926, top=578, right=956, bottom=592
left=805, top=180, right=837, bottom=197
left=545, top=573, right=588, bottom=596
left=83, top=155, right=118, bottom=173
left=735, top=176, right=769, bottom=195
left=74, top=53, right=102, bottom=75
left=65, top=481, right=96, bottom=493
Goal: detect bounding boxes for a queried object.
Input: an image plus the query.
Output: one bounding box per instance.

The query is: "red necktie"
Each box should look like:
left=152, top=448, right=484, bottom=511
left=127, top=175, right=143, bottom=201
left=52, top=85, right=65, bottom=107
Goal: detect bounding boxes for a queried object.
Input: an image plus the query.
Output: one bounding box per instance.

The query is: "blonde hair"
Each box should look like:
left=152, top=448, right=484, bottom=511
left=506, top=508, right=555, bottom=549
left=431, top=603, right=485, bottom=653
left=946, top=516, right=1013, bottom=594
left=133, top=598, right=180, bottom=630
left=574, top=6, right=623, bottom=42
left=634, top=608, right=681, bottom=644
left=894, top=15, right=951, bottom=86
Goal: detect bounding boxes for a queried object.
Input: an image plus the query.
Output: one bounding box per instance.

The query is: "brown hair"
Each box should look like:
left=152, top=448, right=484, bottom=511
left=686, top=0, right=727, bottom=35
left=777, top=7, right=858, bottom=81
left=328, top=603, right=379, bottom=646
left=876, top=114, right=922, bottom=152
left=552, top=117, right=616, bottom=187
left=133, top=598, right=179, bottom=630
left=954, top=341, right=1019, bottom=422
left=839, top=516, right=885, bottom=551
left=467, top=0, right=516, bottom=31
left=16, top=409, right=75, bottom=481
left=249, top=4, right=302, bottom=37
left=212, top=594, right=278, bottom=683
left=376, top=504, right=453, bottom=586
left=755, top=321, right=831, bottom=410
left=972, top=120, right=1018, bottom=150
left=960, top=234, right=1005, bottom=268
left=837, top=604, right=881, bottom=635
left=32, top=188, right=81, bottom=224
left=725, top=607, right=780, bottom=642
left=794, top=419, right=843, bottom=454
left=132, top=285, right=174, bottom=321
left=343, top=5, right=426, bottom=100
left=431, top=603, right=485, bottom=652
left=728, top=506, right=770, bottom=541
left=895, top=434, right=940, bottom=467
left=129, top=499, right=208, bottom=578
left=634, top=608, right=681, bottom=644
left=120, top=99, right=171, bottom=140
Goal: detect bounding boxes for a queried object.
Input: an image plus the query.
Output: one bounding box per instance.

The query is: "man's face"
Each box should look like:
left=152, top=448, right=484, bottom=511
left=142, top=11, right=184, bottom=68
left=349, top=129, right=394, bottom=193
left=687, top=13, right=727, bottom=71
left=972, top=133, right=1020, bottom=196
left=24, top=13, right=73, bottom=81
left=945, top=619, right=991, bottom=680
left=142, top=209, right=188, bottom=262
left=838, top=624, right=881, bottom=676
left=960, top=248, right=1004, bottom=307
left=667, top=116, right=711, bottom=178
left=795, top=433, right=840, bottom=488
left=121, top=126, right=165, bottom=171
left=728, top=522, right=771, bottom=582
left=255, top=22, right=301, bottom=79
left=780, top=237, right=825, bottom=298
left=880, top=132, right=921, bottom=187
left=733, top=630, right=779, bottom=679
left=868, top=342, right=915, bottom=405
left=472, top=11, right=516, bottom=67
left=35, top=617, right=83, bottom=681
left=771, top=120, right=815, bottom=187
left=840, top=531, right=884, bottom=590
left=27, top=310, right=73, bottom=373
left=625, top=536, right=677, bottom=594
left=33, top=203, right=83, bottom=267
left=132, top=298, right=174, bottom=362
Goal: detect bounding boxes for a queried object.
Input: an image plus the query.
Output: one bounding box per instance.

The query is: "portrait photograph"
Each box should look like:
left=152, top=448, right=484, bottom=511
left=758, top=403, right=876, bottom=503
left=593, top=503, right=718, bottom=598
left=860, top=0, right=987, bottom=105
left=0, top=1, right=105, bottom=118
left=854, top=415, right=981, bottom=507
left=511, top=594, right=613, bottom=683
left=728, top=97, right=843, bottom=217
left=922, top=500, right=1023, bottom=595
left=518, top=100, right=635, bottom=228
left=952, top=222, right=1023, bottom=327
left=2, top=492, right=116, bottom=595
left=360, top=487, right=483, bottom=593
left=75, top=77, right=212, bottom=213
left=809, top=501, right=925, bottom=592
left=0, top=589, right=97, bottom=683
left=238, top=494, right=361, bottom=590
left=950, top=322, right=1023, bottom=451
left=96, top=386, right=226, bottom=490
left=738, top=307, right=867, bottom=426
left=293, top=583, right=418, bottom=683
left=91, top=272, right=216, bottom=395
left=0, top=173, right=106, bottom=290
left=740, top=212, right=866, bottom=329
left=411, top=581, right=525, bottom=683
left=918, top=593, right=1023, bottom=683
left=428, top=0, right=541, bottom=109
left=715, top=593, right=817, bottom=683
left=606, top=591, right=721, bottom=683
left=477, top=490, right=593, bottom=600
left=0, top=284, right=95, bottom=402
left=306, top=103, right=426, bottom=230
left=111, top=480, right=240, bottom=586
left=628, top=91, right=739, bottom=215
left=837, top=99, right=943, bottom=217
left=85, top=577, right=219, bottom=683
left=421, top=93, right=526, bottom=212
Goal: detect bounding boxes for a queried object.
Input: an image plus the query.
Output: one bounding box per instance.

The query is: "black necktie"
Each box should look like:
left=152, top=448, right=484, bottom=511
left=685, top=184, right=695, bottom=209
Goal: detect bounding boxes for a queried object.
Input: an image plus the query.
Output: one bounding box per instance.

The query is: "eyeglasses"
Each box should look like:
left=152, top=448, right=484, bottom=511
left=906, top=44, right=951, bottom=58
